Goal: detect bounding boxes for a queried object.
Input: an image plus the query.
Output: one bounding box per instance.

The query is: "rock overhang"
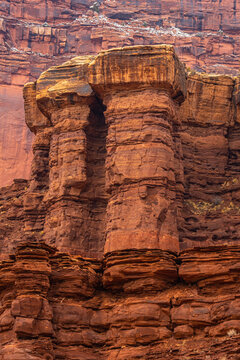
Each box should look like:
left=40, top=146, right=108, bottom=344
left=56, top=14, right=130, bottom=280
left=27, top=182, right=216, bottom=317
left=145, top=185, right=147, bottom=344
left=88, top=44, right=187, bottom=102
left=22, top=44, right=240, bottom=257
left=31, top=45, right=188, bottom=110
left=24, top=44, right=240, bottom=126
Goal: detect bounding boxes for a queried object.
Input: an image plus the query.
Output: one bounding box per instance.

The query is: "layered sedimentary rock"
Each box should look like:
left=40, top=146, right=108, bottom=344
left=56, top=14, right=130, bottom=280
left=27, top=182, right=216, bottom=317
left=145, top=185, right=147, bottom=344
left=0, top=45, right=240, bottom=358
left=2, top=44, right=240, bottom=256
left=23, top=45, right=187, bottom=256
left=20, top=45, right=240, bottom=256
left=1, top=0, right=240, bottom=186
left=1, top=243, right=240, bottom=359
left=34, top=56, right=107, bottom=257
left=0, top=179, right=27, bottom=258
left=179, top=73, right=240, bottom=249
left=89, top=46, right=186, bottom=253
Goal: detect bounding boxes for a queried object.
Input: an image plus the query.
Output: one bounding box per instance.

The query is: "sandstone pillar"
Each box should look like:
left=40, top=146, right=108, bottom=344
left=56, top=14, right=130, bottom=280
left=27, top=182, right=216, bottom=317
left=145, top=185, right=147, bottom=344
left=36, top=57, right=105, bottom=257
left=89, top=45, right=186, bottom=253
left=24, top=57, right=107, bottom=258
left=23, top=82, right=51, bottom=236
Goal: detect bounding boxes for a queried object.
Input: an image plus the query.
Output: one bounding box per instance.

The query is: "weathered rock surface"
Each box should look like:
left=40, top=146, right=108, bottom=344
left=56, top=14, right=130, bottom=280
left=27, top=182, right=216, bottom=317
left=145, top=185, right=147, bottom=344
left=1, top=0, right=240, bottom=186
left=1, top=242, right=240, bottom=359
left=1, top=44, right=240, bottom=258
left=0, top=45, right=240, bottom=358
left=89, top=45, right=186, bottom=253
left=19, top=45, right=240, bottom=256
left=0, top=179, right=28, bottom=259
left=179, top=73, right=240, bottom=250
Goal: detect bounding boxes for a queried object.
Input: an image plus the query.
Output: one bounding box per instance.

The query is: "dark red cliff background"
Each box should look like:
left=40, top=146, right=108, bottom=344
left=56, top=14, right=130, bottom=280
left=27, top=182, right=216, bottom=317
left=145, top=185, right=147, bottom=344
left=0, top=0, right=240, bottom=186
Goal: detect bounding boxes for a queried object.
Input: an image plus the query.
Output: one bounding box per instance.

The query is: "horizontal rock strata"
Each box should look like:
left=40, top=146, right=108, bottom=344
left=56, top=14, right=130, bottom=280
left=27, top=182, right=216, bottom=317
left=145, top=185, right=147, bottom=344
left=0, top=44, right=240, bottom=358
left=0, top=242, right=240, bottom=359
left=19, top=45, right=240, bottom=257
left=1, top=0, right=240, bottom=186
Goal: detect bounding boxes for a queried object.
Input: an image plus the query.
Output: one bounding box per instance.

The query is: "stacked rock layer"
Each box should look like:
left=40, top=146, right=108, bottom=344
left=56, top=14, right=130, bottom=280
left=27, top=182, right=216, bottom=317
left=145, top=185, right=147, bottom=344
left=1, top=0, right=240, bottom=187
left=1, top=45, right=240, bottom=359
left=22, top=44, right=240, bottom=255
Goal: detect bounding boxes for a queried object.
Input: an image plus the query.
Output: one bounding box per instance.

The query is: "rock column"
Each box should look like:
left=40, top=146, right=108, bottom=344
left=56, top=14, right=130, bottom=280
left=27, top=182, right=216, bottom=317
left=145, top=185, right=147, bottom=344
left=36, top=57, right=100, bottom=255
left=89, top=45, right=186, bottom=253
left=24, top=56, right=107, bottom=258
left=23, top=82, right=51, bottom=236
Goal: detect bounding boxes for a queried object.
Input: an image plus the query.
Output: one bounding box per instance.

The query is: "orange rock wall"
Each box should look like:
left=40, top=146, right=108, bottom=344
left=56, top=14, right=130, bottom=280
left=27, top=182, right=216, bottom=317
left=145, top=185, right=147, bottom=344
left=2, top=45, right=240, bottom=258
left=0, top=44, right=240, bottom=359
left=180, top=73, right=240, bottom=250
left=1, top=0, right=240, bottom=186
left=1, top=242, right=240, bottom=359
left=19, top=45, right=240, bottom=257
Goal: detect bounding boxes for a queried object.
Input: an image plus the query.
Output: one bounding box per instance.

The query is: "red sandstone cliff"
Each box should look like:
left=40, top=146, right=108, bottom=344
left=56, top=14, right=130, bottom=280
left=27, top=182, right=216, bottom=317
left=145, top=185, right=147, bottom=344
left=2, top=242, right=240, bottom=359
left=1, top=0, right=240, bottom=186
left=20, top=45, right=240, bottom=256
left=0, top=45, right=240, bottom=359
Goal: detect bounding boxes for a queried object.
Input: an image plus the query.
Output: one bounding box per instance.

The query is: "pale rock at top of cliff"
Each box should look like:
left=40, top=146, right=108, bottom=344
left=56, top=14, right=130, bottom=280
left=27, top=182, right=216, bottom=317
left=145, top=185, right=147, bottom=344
left=88, top=45, right=187, bottom=101
left=33, top=45, right=187, bottom=104
left=36, top=55, right=96, bottom=117
left=23, top=82, right=50, bottom=133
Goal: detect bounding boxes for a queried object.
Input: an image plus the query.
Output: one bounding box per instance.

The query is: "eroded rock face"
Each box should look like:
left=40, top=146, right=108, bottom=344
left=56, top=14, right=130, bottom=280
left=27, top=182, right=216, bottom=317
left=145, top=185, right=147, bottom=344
left=0, top=179, right=28, bottom=258
left=89, top=45, right=186, bottom=253
left=1, top=0, right=240, bottom=186
left=19, top=45, right=240, bottom=257
left=1, top=242, right=240, bottom=359
left=0, top=45, right=240, bottom=358
left=179, top=73, right=240, bottom=249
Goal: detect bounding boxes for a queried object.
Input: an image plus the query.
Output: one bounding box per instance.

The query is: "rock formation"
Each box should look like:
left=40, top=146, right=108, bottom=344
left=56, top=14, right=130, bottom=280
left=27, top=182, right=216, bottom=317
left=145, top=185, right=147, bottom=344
left=2, top=241, right=240, bottom=360
left=0, top=45, right=240, bottom=359
left=1, top=0, right=240, bottom=186
left=21, top=45, right=240, bottom=256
